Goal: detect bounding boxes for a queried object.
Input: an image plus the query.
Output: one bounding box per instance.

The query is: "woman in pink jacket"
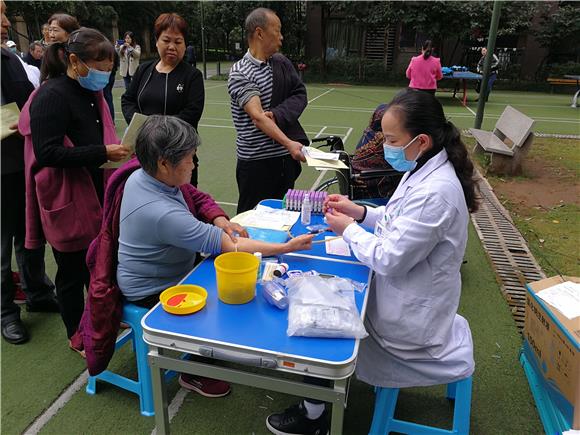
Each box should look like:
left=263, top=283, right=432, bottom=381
left=406, top=40, right=443, bottom=94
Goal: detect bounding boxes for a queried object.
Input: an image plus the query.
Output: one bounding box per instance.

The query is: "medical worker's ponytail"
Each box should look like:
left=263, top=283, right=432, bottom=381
left=387, top=88, right=480, bottom=213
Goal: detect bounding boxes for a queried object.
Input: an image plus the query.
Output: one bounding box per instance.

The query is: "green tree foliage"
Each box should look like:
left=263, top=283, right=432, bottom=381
left=535, top=3, right=580, bottom=63
left=8, top=1, right=118, bottom=39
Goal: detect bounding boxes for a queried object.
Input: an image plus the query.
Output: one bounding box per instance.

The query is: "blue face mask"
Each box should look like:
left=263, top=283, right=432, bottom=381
left=77, top=60, right=111, bottom=91
left=383, top=135, right=421, bottom=172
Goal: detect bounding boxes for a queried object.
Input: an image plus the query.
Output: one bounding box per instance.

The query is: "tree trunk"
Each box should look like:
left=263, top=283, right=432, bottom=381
left=321, top=5, right=328, bottom=79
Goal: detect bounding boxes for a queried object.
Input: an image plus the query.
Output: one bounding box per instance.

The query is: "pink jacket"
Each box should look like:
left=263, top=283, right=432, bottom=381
left=406, top=55, right=443, bottom=90
left=18, top=86, right=119, bottom=252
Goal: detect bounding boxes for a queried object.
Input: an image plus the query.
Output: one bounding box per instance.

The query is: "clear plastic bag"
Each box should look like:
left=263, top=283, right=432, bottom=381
left=286, top=275, right=368, bottom=339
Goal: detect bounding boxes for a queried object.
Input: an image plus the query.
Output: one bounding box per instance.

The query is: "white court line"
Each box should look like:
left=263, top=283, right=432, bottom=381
left=216, top=201, right=238, bottom=207
left=309, top=126, right=330, bottom=190
left=23, top=370, right=90, bottom=434
left=150, top=388, right=190, bottom=435
left=307, top=88, right=334, bottom=104
left=205, top=83, right=227, bottom=90
left=459, top=98, right=476, bottom=116
left=202, top=116, right=351, bottom=131
left=198, top=123, right=346, bottom=136
left=343, top=127, right=354, bottom=146
left=309, top=126, right=354, bottom=191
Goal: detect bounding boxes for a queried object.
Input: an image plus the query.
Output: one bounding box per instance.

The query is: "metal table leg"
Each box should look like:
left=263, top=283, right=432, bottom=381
left=149, top=347, right=170, bottom=435
left=330, top=377, right=348, bottom=435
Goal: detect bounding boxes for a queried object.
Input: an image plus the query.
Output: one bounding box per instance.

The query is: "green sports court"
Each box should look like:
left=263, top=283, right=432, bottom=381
left=3, top=82, right=578, bottom=434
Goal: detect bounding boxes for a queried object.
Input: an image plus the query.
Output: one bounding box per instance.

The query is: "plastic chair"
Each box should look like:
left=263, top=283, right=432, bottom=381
left=86, top=303, right=178, bottom=417
left=369, top=376, right=473, bottom=435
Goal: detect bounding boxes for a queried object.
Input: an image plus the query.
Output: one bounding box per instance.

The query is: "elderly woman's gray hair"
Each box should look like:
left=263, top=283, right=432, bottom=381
left=135, top=115, right=200, bottom=176
left=244, top=7, right=275, bottom=39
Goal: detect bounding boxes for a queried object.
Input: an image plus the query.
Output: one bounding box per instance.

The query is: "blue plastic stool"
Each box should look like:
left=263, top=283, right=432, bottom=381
left=86, top=303, right=177, bottom=417
left=369, top=376, right=473, bottom=435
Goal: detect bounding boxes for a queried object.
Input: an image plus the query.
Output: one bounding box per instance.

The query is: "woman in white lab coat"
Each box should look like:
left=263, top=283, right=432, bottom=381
left=325, top=88, right=477, bottom=388
left=265, top=89, right=477, bottom=435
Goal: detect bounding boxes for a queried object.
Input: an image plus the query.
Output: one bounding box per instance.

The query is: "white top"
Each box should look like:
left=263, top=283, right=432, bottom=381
left=343, top=148, right=475, bottom=387
left=16, top=56, right=40, bottom=88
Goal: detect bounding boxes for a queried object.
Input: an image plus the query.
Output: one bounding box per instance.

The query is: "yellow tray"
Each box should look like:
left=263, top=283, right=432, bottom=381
left=160, top=285, right=207, bottom=315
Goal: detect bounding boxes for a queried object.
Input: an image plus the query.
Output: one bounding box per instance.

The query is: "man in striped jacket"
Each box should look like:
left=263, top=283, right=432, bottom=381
left=228, top=7, right=308, bottom=214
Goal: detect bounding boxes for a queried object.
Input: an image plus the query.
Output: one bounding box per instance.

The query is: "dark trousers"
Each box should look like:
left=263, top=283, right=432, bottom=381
left=1, top=172, right=55, bottom=326
left=123, top=75, right=132, bottom=90
left=236, top=154, right=302, bottom=214
left=51, top=248, right=89, bottom=338
left=190, top=154, right=199, bottom=187
left=476, top=73, right=497, bottom=100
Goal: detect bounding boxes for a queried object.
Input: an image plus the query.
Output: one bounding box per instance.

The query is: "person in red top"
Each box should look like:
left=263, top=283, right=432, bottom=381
left=406, top=40, right=443, bottom=94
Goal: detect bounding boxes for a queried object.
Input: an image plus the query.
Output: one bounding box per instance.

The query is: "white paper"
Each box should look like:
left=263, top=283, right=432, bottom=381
left=563, top=430, right=580, bottom=435
left=536, top=281, right=580, bottom=320
left=101, top=113, right=148, bottom=169
left=231, top=205, right=299, bottom=231
left=325, top=237, right=351, bottom=256
left=303, top=147, right=340, bottom=161
left=1, top=102, right=20, bottom=140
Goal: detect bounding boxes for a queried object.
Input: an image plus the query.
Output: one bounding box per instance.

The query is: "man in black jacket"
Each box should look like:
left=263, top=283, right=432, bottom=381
left=228, top=8, right=307, bottom=214
left=1, top=0, right=58, bottom=345
left=23, top=41, right=43, bottom=69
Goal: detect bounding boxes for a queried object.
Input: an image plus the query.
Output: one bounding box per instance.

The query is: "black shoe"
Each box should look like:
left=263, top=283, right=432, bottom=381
left=26, top=297, right=60, bottom=313
left=1, top=319, right=29, bottom=344
left=266, top=402, right=328, bottom=435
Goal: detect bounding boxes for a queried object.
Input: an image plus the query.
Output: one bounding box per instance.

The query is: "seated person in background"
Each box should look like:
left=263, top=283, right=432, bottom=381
left=117, top=115, right=314, bottom=396
left=350, top=104, right=402, bottom=201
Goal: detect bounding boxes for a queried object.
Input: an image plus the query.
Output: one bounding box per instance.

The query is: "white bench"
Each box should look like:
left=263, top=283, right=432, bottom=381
left=470, top=106, right=535, bottom=175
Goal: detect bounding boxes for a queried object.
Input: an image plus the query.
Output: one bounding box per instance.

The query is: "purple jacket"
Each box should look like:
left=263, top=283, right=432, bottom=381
left=71, top=157, right=228, bottom=375
left=18, top=87, right=118, bottom=252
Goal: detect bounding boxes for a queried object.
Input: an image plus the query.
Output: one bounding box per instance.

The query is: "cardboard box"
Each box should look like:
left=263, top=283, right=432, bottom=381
left=524, top=276, right=580, bottom=430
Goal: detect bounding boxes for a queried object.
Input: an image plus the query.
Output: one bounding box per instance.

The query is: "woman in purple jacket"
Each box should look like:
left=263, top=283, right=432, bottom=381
left=24, top=28, right=129, bottom=348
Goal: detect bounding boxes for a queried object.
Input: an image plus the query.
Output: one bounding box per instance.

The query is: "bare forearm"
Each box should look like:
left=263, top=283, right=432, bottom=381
left=220, top=233, right=288, bottom=256
left=252, top=114, right=292, bottom=149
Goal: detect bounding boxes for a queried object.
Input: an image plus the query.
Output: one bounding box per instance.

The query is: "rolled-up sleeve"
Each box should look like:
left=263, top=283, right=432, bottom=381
left=228, top=69, right=260, bottom=109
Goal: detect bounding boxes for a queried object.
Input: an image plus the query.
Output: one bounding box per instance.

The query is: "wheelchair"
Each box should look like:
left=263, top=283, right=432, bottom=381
left=310, top=135, right=403, bottom=207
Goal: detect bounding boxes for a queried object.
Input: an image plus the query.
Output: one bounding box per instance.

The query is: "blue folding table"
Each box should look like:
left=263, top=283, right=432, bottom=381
left=142, top=202, right=371, bottom=434
left=441, top=71, right=482, bottom=106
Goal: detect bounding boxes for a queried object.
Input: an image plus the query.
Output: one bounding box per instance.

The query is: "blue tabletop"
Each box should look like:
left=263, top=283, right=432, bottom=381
left=142, top=254, right=370, bottom=364
left=449, top=71, right=482, bottom=80
left=259, top=199, right=362, bottom=263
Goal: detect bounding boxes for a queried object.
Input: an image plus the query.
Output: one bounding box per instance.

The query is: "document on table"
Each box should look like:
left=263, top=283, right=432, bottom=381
left=325, top=236, right=351, bottom=256
left=101, top=113, right=148, bottom=169
left=230, top=205, right=300, bottom=231
left=1, top=103, right=20, bottom=140
left=303, top=147, right=348, bottom=170
left=537, top=281, right=580, bottom=319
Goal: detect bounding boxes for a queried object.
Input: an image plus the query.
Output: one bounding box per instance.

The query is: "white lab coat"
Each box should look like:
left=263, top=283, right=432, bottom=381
left=342, top=149, right=474, bottom=388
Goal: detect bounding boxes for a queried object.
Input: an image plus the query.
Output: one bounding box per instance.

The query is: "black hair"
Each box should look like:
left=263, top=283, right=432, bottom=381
left=123, top=31, right=136, bottom=46
left=136, top=115, right=199, bottom=176
left=387, top=89, right=479, bottom=212
left=41, top=27, right=114, bottom=82
left=422, top=40, right=432, bottom=60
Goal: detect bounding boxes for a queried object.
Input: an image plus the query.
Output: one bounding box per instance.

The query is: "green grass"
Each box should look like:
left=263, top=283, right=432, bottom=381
left=5, top=82, right=575, bottom=434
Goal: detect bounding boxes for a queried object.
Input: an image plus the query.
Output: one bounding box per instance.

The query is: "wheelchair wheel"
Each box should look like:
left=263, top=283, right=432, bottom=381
left=315, top=176, right=342, bottom=195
